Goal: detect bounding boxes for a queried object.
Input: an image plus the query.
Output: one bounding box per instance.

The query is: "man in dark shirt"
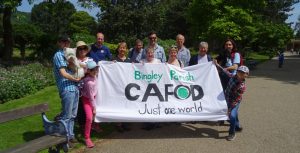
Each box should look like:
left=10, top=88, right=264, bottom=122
left=88, top=32, right=112, bottom=63
left=128, top=39, right=145, bottom=63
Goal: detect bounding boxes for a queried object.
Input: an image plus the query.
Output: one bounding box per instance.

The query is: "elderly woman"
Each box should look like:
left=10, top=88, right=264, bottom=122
left=167, top=45, right=183, bottom=68
left=189, top=41, right=213, bottom=66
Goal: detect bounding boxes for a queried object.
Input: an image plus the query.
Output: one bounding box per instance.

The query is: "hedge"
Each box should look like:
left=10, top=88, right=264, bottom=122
left=0, top=63, right=55, bottom=103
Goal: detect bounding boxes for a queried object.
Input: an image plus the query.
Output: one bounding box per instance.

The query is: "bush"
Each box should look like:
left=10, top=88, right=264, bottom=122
left=0, top=63, right=55, bottom=103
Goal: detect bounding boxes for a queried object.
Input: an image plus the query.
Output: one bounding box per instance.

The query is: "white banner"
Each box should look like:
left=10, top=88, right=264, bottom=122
left=95, top=62, right=228, bottom=122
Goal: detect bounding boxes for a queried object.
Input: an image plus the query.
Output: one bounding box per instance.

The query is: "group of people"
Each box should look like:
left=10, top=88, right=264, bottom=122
left=53, top=31, right=250, bottom=148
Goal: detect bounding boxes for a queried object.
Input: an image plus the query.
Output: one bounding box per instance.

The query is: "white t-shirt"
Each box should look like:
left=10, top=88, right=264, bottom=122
left=197, top=54, right=208, bottom=64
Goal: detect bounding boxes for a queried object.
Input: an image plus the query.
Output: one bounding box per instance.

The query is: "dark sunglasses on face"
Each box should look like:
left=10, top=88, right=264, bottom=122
left=78, top=47, right=88, bottom=51
left=149, top=37, right=157, bottom=40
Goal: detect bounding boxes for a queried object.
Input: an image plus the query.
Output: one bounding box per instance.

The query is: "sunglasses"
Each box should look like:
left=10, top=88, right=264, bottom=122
left=77, top=47, right=88, bottom=51
left=149, top=37, right=157, bottom=40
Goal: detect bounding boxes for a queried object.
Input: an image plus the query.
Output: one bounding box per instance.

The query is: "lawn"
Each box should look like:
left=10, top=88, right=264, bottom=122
left=0, top=86, right=114, bottom=152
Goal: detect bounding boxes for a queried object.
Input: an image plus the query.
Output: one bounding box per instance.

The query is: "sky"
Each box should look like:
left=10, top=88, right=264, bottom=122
left=17, top=0, right=99, bottom=18
left=17, top=0, right=300, bottom=28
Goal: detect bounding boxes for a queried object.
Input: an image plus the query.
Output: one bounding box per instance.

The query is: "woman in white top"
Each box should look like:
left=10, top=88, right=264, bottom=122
left=167, top=45, right=183, bottom=68
left=140, top=47, right=161, bottom=63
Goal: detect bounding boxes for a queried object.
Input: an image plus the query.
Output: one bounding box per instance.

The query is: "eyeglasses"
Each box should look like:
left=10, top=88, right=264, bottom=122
left=77, top=47, right=88, bottom=51
left=149, top=37, right=157, bottom=40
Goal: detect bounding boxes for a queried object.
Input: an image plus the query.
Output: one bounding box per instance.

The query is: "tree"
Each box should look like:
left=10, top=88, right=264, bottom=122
left=0, top=0, right=22, bottom=60
left=187, top=0, right=296, bottom=52
left=31, top=1, right=76, bottom=35
left=68, top=11, right=97, bottom=35
left=79, top=0, right=165, bottom=45
left=13, top=23, right=43, bottom=59
left=158, top=0, right=192, bottom=40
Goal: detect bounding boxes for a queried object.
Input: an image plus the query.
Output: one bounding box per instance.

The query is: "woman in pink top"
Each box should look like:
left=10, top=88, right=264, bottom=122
left=81, top=60, right=99, bottom=148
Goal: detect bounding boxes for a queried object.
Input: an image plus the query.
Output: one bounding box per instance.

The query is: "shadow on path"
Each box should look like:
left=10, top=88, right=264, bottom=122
left=249, top=54, right=300, bottom=85
left=100, top=123, right=227, bottom=140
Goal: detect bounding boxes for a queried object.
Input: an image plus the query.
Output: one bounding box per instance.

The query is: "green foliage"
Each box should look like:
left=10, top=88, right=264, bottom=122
left=104, top=42, right=118, bottom=56
left=68, top=11, right=97, bottom=35
left=0, top=63, right=55, bottom=103
left=13, top=23, right=44, bottom=59
left=97, top=0, right=165, bottom=44
left=72, top=33, right=95, bottom=45
left=11, top=11, right=31, bottom=24
left=32, top=33, right=58, bottom=61
left=31, top=1, right=76, bottom=35
left=186, top=0, right=296, bottom=53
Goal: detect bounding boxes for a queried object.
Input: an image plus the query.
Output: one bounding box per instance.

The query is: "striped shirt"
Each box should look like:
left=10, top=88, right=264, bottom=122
left=53, top=49, right=78, bottom=93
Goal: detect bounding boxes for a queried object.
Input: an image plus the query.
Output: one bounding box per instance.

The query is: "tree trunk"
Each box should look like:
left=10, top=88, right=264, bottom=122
left=3, top=6, right=13, bottom=61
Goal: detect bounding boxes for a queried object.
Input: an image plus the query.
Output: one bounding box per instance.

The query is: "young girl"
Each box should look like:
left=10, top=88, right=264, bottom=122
left=80, top=60, right=100, bottom=148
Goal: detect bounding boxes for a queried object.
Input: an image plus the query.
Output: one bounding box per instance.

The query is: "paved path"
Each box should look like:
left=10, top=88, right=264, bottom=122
left=75, top=53, right=300, bottom=153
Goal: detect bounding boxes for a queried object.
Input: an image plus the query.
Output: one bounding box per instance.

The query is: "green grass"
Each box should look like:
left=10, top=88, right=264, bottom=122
left=0, top=86, right=61, bottom=151
left=247, top=52, right=269, bottom=63
left=0, top=86, right=115, bottom=152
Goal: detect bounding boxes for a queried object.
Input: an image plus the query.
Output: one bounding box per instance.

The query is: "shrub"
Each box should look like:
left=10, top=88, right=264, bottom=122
left=0, top=63, right=54, bottom=103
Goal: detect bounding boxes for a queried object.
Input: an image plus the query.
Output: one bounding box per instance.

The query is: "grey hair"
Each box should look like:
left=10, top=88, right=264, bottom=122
left=199, top=41, right=208, bottom=49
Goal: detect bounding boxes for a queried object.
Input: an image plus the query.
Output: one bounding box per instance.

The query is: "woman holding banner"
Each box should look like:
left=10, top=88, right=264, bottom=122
left=113, top=41, right=131, bottom=132
left=167, top=45, right=184, bottom=68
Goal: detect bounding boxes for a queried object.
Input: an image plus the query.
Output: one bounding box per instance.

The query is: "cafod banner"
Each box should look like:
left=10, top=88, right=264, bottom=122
left=94, top=62, right=228, bottom=122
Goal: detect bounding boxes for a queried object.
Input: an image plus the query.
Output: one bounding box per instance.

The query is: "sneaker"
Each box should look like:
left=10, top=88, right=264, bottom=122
left=69, top=138, right=78, bottom=143
left=85, top=139, right=94, bottom=148
left=67, top=141, right=75, bottom=148
left=227, top=133, right=236, bottom=141
left=235, top=127, right=243, bottom=132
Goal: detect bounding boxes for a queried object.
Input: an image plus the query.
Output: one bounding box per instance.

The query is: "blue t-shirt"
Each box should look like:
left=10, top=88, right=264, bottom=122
left=225, top=52, right=240, bottom=75
left=88, top=44, right=112, bottom=63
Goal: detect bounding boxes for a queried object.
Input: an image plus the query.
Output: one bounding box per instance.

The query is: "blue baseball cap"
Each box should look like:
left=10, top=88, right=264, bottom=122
left=87, top=61, right=98, bottom=70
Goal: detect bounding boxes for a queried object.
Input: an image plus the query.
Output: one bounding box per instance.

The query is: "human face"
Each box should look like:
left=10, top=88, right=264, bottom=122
left=199, top=45, right=208, bottom=57
left=237, top=71, right=248, bottom=80
left=77, top=46, right=89, bottom=58
left=88, top=67, right=99, bottom=78
left=169, top=47, right=178, bottom=59
left=58, top=40, right=70, bottom=49
left=135, top=42, right=143, bottom=51
left=148, top=34, right=157, bottom=46
left=96, top=33, right=104, bottom=45
left=176, top=35, right=185, bottom=48
left=224, top=40, right=234, bottom=52
left=118, top=43, right=127, bottom=56
left=146, top=50, right=154, bottom=61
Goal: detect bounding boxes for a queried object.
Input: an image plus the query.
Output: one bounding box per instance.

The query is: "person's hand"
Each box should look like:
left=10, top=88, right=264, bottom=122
left=73, top=77, right=81, bottom=82
left=93, top=108, right=96, bottom=115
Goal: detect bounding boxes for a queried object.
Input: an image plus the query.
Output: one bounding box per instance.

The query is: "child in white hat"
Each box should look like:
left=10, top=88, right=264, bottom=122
left=224, top=65, right=249, bottom=141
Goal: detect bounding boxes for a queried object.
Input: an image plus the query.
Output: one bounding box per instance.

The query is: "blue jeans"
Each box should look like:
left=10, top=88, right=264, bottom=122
left=229, top=103, right=241, bottom=134
left=60, top=89, right=79, bottom=139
